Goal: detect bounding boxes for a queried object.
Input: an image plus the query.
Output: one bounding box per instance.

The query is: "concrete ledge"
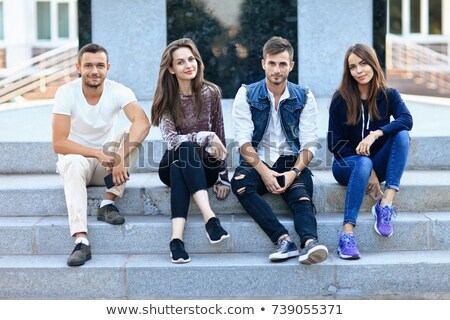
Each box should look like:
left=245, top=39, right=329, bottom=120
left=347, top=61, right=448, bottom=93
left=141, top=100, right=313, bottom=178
left=0, top=251, right=449, bottom=299
left=0, top=212, right=448, bottom=255
left=1, top=171, right=450, bottom=216
left=1, top=136, right=450, bottom=174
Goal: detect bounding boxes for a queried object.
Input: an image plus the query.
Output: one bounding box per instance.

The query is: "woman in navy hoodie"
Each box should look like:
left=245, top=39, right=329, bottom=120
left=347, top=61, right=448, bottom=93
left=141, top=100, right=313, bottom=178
left=327, top=43, right=413, bottom=260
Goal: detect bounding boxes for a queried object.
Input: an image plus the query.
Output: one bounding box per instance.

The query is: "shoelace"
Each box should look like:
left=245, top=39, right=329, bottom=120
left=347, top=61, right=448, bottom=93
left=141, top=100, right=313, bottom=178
left=276, top=239, right=289, bottom=252
left=106, top=204, right=119, bottom=213
left=71, top=242, right=83, bottom=254
left=341, top=234, right=356, bottom=248
left=380, top=205, right=398, bottom=225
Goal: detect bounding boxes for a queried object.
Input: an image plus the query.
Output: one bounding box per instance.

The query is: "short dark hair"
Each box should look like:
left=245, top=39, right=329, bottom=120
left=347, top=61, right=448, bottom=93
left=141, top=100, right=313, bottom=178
left=78, top=43, right=109, bottom=64
left=262, top=36, right=294, bottom=61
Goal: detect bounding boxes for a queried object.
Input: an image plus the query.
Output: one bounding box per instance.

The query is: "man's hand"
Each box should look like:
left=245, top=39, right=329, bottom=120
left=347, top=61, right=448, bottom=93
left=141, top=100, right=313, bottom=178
left=213, top=183, right=230, bottom=200
left=96, top=150, right=116, bottom=170
left=111, top=162, right=129, bottom=186
left=260, top=168, right=285, bottom=194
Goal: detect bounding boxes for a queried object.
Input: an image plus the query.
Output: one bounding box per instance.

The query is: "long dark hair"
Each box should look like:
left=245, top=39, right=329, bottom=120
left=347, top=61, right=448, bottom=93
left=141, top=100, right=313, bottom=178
left=338, top=43, right=387, bottom=126
left=151, top=38, right=220, bottom=127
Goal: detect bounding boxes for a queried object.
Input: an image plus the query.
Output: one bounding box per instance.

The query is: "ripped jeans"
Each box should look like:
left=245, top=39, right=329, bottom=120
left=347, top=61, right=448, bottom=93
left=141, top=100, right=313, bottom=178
left=231, top=155, right=318, bottom=247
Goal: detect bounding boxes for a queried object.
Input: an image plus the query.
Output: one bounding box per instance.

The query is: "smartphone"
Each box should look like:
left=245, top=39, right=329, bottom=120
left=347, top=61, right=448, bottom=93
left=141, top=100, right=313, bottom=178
left=104, top=172, right=130, bottom=189
left=276, top=175, right=285, bottom=188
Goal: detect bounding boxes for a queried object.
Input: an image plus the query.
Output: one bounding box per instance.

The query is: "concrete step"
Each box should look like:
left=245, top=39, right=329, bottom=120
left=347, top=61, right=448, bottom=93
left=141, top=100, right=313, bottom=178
left=1, top=212, right=448, bottom=256
left=1, top=171, right=450, bottom=217
left=1, top=135, right=450, bottom=174
left=0, top=250, right=449, bottom=299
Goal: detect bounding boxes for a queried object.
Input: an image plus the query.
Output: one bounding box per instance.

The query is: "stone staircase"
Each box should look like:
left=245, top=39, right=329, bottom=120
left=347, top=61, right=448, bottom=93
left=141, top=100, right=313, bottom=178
left=0, top=100, right=449, bottom=299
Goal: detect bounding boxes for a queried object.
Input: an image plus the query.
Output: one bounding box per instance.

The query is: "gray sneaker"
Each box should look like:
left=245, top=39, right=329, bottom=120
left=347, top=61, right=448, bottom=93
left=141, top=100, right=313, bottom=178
left=67, top=243, right=91, bottom=266
left=97, top=204, right=125, bottom=225
left=269, top=238, right=299, bottom=261
left=298, top=239, right=328, bottom=265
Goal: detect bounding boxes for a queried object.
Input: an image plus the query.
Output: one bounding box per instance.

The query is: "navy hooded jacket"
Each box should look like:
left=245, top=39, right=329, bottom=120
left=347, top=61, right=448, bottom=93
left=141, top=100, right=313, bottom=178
left=327, top=88, right=413, bottom=160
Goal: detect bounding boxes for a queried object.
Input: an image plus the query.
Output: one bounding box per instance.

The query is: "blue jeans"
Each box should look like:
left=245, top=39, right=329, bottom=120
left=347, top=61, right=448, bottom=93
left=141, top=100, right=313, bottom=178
left=231, top=155, right=318, bottom=247
left=332, top=130, right=410, bottom=226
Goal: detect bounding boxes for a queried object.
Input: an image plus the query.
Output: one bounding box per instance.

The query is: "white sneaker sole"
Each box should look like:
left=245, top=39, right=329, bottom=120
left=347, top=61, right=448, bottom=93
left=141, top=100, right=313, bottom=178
left=170, top=253, right=191, bottom=264
left=206, top=232, right=230, bottom=244
left=269, top=250, right=299, bottom=261
left=299, top=245, right=328, bottom=265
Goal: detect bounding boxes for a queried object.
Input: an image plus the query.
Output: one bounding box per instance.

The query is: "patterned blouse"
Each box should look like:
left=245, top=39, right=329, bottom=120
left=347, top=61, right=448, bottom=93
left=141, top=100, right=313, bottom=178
left=159, top=84, right=229, bottom=185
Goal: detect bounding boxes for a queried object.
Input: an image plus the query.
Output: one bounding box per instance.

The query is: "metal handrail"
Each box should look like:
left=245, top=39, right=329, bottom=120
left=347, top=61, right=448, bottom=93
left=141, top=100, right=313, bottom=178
left=386, top=34, right=450, bottom=93
left=0, top=43, right=78, bottom=104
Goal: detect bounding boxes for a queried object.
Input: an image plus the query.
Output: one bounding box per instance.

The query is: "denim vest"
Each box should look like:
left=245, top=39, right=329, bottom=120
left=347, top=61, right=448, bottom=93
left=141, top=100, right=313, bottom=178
left=244, top=79, right=309, bottom=154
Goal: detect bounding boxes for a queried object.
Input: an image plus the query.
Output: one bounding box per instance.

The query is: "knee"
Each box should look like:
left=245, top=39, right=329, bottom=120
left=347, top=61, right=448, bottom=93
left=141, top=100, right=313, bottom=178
left=292, top=197, right=314, bottom=213
left=356, top=156, right=373, bottom=175
left=231, top=174, right=248, bottom=196
left=393, top=130, right=411, bottom=148
left=59, top=155, right=89, bottom=176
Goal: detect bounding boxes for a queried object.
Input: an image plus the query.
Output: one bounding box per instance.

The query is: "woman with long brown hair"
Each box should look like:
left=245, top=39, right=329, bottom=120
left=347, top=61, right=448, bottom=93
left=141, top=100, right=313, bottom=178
left=327, top=43, right=413, bottom=260
left=151, top=38, right=230, bottom=263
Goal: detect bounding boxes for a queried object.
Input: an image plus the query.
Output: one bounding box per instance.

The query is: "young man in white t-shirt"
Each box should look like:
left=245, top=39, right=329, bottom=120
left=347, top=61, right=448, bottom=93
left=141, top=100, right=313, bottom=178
left=52, top=43, right=151, bottom=266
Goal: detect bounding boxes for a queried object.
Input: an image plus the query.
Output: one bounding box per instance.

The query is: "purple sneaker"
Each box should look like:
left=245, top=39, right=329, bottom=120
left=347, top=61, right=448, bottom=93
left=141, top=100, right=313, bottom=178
left=338, top=233, right=361, bottom=260
left=372, top=198, right=397, bottom=237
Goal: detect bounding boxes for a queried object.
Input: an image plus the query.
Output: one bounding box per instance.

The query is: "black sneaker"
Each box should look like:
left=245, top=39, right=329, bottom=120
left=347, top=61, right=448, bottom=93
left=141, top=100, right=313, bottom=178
left=269, top=238, right=299, bottom=261
left=170, top=239, right=190, bottom=264
left=298, top=239, right=328, bottom=265
left=205, top=217, right=230, bottom=244
left=67, top=243, right=92, bottom=266
left=97, top=204, right=125, bottom=225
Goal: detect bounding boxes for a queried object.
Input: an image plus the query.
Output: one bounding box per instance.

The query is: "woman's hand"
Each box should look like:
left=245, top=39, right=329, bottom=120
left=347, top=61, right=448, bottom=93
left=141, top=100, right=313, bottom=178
left=208, top=134, right=228, bottom=160
left=213, top=183, right=230, bottom=200
left=356, top=133, right=377, bottom=156
left=366, top=170, right=382, bottom=199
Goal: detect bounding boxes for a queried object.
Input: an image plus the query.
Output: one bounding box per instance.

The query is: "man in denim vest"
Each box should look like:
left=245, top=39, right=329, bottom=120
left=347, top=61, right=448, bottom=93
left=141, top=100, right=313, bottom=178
left=231, top=36, right=328, bottom=264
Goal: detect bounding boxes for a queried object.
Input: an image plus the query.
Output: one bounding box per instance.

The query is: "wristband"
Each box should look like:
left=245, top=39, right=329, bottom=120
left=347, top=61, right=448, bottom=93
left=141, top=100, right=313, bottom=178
left=370, top=131, right=378, bottom=140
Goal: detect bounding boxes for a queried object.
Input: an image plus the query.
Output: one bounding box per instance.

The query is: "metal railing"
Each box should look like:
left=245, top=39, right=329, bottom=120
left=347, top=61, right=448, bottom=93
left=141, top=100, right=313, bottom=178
left=0, top=42, right=78, bottom=104
left=386, top=34, right=450, bottom=95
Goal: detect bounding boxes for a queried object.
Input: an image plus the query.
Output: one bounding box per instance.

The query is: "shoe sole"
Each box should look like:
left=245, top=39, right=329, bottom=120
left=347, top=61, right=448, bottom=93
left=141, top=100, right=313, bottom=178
left=67, top=253, right=92, bottom=267
left=338, top=249, right=361, bottom=260
left=206, top=232, right=230, bottom=244
left=371, top=206, right=393, bottom=237
left=299, top=246, right=328, bottom=265
left=170, top=254, right=191, bottom=264
left=269, top=250, right=299, bottom=261
left=97, top=216, right=125, bottom=225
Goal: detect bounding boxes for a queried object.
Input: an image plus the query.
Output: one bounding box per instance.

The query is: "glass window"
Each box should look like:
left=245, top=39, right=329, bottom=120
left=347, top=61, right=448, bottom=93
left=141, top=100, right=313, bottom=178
left=389, top=0, right=402, bottom=34
left=410, top=0, right=421, bottom=33
left=0, top=2, right=4, bottom=40
left=37, top=1, right=51, bottom=40
left=429, top=0, right=442, bottom=34
left=167, top=0, right=298, bottom=98
left=58, top=3, right=70, bottom=38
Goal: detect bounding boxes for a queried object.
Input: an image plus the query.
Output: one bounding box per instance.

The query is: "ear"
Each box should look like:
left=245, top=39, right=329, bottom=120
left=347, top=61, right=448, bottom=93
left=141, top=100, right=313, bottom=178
left=76, top=63, right=81, bottom=74
left=107, top=63, right=111, bottom=71
left=168, top=66, right=175, bottom=75
left=289, top=61, right=294, bottom=72
left=261, top=59, right=266, bottom=70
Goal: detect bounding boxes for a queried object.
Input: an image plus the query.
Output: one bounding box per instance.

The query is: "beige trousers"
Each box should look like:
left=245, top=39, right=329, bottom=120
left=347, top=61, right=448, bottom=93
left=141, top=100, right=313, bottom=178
left=56, top=130, right=139, bottom=236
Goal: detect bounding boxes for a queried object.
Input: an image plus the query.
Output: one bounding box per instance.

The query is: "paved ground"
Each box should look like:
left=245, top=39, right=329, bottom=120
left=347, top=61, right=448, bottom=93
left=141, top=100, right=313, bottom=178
left=0, top=95, right=449, bottom=142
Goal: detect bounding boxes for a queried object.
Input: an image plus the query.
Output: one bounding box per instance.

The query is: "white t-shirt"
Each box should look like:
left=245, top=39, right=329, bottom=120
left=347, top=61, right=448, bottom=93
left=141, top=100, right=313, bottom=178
left=52, top=78, right=137, bottom=150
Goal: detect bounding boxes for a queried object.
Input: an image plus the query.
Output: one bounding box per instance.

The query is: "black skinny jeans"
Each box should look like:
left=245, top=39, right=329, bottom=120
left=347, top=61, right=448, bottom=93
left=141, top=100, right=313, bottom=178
left=159, top=141, right=221, bottom=219
left=231, top=155, right=318, bottom=248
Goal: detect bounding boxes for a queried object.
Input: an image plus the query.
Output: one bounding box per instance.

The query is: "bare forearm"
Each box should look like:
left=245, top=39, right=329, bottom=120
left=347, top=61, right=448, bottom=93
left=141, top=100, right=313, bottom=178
left=118, top=119, right=150, bottom=160
left=53, top=139, right=100, bottom=158
left=239, top=143, right=269, bottom=175
left=293, top=149, right=313, bottom=171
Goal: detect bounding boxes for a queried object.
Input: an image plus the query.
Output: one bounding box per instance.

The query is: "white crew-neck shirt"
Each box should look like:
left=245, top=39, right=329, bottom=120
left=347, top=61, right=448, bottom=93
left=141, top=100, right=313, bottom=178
left=52, top=78, right=137, bottom=150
